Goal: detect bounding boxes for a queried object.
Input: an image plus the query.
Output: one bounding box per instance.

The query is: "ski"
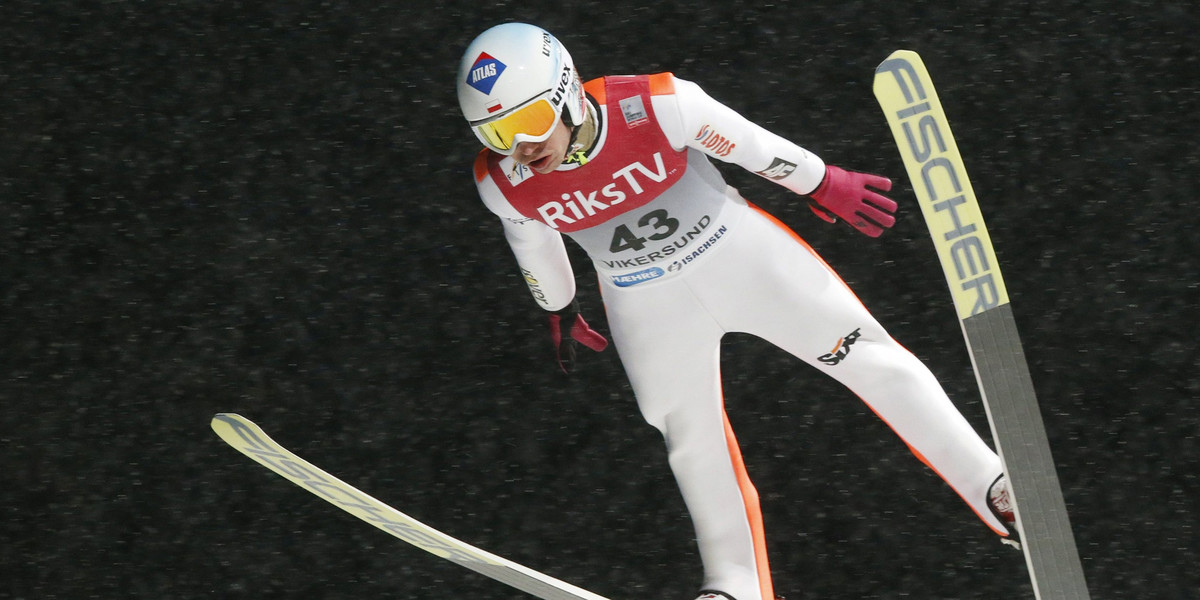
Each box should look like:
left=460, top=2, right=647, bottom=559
left=211, top=413, right=610, bottom=600
left=872, top=51, right=1091, bottom=599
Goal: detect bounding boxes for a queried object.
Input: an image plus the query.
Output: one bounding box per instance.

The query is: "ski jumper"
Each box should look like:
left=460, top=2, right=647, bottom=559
left=472, top=74, right=1006, bottom=600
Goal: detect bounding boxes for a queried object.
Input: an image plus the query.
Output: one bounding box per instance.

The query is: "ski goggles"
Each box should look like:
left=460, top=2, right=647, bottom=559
left=470, top=93, right=560, bottom=155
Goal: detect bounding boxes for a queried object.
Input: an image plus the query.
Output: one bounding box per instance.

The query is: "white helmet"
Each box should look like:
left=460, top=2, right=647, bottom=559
left=456, top=23, right=586, bottom=155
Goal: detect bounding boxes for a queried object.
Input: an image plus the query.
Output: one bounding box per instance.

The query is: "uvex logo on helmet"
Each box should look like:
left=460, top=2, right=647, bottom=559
left=550, top=64, right=572, bottom=109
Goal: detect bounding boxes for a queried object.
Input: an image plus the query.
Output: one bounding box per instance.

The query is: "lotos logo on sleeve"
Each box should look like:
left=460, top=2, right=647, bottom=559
left=694, top=125, right=736, bottom=157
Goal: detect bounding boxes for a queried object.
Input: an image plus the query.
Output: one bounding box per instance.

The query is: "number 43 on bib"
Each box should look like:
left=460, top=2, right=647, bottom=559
left=873, top=50, right=1091, bottom=600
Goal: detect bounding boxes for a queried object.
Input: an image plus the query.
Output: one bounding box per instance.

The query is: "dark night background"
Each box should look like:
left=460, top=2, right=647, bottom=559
left=3, top=1, right=1196, bottom=598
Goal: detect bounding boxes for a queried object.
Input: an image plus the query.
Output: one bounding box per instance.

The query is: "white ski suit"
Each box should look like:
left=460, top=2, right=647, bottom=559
left=471, top=73, right=1006, bottom=600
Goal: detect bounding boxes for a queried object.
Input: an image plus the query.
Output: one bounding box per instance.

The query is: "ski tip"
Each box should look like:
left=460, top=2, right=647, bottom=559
left=210, top=412, right=251, bottom=433
left=875, top=49, right=923, bottom=74
left=882, top=48, right=918, bottom=61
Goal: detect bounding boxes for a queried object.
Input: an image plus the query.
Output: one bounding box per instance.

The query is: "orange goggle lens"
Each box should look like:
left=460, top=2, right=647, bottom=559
left=474, top=98, right=558, bottom=152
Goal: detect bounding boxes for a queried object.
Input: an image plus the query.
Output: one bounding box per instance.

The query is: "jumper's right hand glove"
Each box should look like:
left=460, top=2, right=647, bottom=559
left=807, top=165, right=897, bottom=237
left=548, top=299, right=608, bottom=374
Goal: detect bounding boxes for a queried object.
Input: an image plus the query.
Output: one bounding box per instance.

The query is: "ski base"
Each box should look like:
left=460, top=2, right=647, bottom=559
left=964, top=305, right=1090, bottom=598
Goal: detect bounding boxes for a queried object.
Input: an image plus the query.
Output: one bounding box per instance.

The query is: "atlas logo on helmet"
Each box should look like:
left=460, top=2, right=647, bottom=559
left=466, top=53, right=506, bottom=95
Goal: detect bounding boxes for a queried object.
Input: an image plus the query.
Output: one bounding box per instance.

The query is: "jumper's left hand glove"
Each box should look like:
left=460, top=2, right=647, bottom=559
left=548, top=299, right=608, bottom=374
left=808, top=165, right=897, bottom=237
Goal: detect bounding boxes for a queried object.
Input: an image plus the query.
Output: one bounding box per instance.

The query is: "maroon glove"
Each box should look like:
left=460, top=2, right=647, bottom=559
left=548, top=300, right=608, bottom=373
left=808, top=165, right=897, bottom=237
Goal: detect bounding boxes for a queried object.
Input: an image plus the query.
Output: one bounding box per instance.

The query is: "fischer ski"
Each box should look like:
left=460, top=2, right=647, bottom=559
left=873, top=51, right=1090, bottom=599
left=211, top=413, right=610, bottom=600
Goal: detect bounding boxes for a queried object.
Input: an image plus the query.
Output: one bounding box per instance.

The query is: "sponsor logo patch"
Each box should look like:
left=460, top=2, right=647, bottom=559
left=817, top=328, right=862, bottom=366
left=694, top=125, right=736, bottom=157
left=521, top=268, right=550, bottom=306
left=497, top=156, right=532, bottom=186
left=611, top=267, right=664, bottom=287
left=466, top=52, right=506, bottom=95
left=757, top=157, right=798, bottom=180
left=619, top=95, right=649, bottom=127
left=666, top=225, right=728, bottom=272
left=536, top=152, right=672, bottom=228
